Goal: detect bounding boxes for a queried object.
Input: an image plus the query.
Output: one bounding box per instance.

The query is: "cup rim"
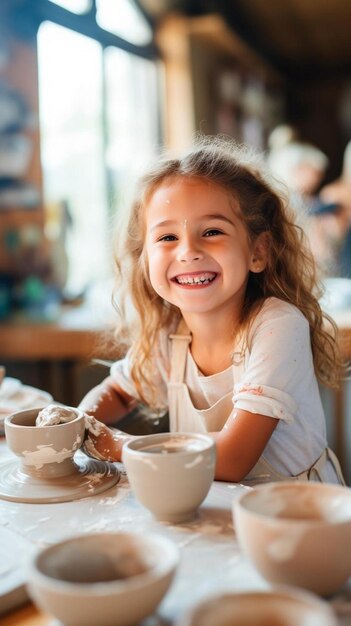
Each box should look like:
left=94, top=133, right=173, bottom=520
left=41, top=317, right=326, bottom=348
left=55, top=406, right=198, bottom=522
left=177, top=586, right=337, bottom=626
left=123, top=432, right=215, bottom=457
left=234, top=480, right=351, bottom=528
left=4, top=406, right=85, bottom=430
left=29, top=531, right=179, bottom=595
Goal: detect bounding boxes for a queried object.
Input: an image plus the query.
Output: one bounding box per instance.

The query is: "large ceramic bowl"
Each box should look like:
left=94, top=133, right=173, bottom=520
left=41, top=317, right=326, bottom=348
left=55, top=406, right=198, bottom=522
left=123, top=432, right=216, bottom=523
left=27, top=532, right=179, bottom=626
left=233, top=481, right=351, bottom=595
left=176, top=588, right=337, bottom=626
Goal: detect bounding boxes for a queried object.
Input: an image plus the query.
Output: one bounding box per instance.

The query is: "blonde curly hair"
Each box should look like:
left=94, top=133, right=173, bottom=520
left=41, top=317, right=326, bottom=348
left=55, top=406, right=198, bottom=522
left=112, top=136, right=342, bottom=409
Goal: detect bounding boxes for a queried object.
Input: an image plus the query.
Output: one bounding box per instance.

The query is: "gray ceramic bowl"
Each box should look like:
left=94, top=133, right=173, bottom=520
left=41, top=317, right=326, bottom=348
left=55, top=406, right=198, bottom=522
left=27, top=532, right=179, bottom=626
left=233, top=481, right=351, bottom=595
left=123, top=432, right=216, bottom=523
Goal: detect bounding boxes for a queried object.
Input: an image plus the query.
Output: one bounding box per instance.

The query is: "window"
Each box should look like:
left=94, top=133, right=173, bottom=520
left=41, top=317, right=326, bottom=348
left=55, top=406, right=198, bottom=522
left=37, top=10, right=160, bottom=296
left=38, top=23, right=108, bottom=295
left=96, top=0, right=152, bottom=46
left=105, top=46, right=160, bottom=209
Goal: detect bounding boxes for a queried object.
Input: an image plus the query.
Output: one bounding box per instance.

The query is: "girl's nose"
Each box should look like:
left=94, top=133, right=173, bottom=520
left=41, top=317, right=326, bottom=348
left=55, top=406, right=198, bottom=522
left=177, top=240, right=203, bottom=263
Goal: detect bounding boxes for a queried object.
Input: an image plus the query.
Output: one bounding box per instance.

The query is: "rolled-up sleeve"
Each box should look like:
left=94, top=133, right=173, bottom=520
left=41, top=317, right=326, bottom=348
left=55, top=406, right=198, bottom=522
left=232, top=300, right=313, bottom=423
left=233, top=383, right=297, bottom=423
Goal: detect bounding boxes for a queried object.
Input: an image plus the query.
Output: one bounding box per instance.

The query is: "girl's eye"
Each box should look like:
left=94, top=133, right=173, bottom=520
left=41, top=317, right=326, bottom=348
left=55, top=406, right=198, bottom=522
left=203, top=229, right=223, bottom=237
left=158, top=234, right=177, bottom=242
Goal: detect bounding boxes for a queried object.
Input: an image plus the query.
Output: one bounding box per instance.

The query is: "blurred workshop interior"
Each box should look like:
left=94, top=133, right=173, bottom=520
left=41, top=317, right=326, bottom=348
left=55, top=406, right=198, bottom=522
left=1, top=0, right=351, bottom=480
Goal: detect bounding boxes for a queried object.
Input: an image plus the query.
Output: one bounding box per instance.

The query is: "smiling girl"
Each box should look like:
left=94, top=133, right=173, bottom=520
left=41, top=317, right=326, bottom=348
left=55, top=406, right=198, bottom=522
left=79, top=136, right=345, bottom=484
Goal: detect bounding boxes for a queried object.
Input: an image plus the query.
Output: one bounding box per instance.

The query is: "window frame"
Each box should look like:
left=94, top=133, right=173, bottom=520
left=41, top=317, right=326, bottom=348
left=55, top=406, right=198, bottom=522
left=6, top=0, right=158, bottom=60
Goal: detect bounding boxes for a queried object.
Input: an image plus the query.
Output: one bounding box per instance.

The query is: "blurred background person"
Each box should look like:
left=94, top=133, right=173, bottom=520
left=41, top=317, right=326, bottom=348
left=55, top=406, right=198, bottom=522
left=266, top=124, right=347, bottom=278
left=315, top=141, right=351, bottom=278
left=268, top=125, right=329, bottom=219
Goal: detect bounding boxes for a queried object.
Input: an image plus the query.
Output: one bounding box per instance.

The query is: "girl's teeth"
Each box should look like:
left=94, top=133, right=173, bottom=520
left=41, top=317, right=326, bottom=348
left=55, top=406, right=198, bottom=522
left=176, top=273, right=215, bottom=285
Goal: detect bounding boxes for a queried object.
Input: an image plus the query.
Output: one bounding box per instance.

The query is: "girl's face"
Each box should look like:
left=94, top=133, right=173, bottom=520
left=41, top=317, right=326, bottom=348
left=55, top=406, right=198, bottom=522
left=145, top=176, right=264, bottom=319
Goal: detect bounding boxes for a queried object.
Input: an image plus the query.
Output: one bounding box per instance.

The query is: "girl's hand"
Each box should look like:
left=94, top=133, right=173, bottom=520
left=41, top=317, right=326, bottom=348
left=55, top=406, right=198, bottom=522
left=83, top=415, right=132, bottom=463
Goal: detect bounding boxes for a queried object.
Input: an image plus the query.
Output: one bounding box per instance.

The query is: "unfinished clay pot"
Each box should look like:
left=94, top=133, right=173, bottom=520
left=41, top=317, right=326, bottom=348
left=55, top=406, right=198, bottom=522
left=1, top=406, right=120, bottom=503
left=122, top=432, right=216, bottom=523
left=5, top=406, right=85, bottom=478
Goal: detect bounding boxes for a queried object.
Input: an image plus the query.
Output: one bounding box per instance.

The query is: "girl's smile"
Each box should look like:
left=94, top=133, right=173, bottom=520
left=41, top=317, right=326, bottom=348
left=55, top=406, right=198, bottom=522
left=145, top=176, right=263, bottom=322
left=171, top=271, right=217, bottom=286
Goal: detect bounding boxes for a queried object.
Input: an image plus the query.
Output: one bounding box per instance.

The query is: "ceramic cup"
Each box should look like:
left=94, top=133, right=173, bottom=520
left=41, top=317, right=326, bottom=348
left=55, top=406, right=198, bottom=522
left=176, top=588, right=337, bottom=626
left=233, top=481, right=351, bottom=595
left=27, top=531, right=179, bottom=626
left=122, top=432, right=216, bottom=523
left=5, top=406, right=85, bottom=478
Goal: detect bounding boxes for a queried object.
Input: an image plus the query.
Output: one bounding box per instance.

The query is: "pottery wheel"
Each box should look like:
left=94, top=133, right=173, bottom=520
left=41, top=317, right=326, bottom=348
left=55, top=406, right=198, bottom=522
left=0, top=454, right=120, bottom=504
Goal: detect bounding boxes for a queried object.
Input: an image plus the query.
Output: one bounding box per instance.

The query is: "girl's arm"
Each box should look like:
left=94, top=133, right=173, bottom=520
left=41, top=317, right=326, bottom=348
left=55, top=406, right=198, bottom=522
left=83, top=417, right=133, bottom=463
left=78, top=375, right=137, bottom=425
left=79, top=376, right=138, bottom=462
left=212, top=409, right=278, bottom=482
left=83, top=407, right=277, bottom=474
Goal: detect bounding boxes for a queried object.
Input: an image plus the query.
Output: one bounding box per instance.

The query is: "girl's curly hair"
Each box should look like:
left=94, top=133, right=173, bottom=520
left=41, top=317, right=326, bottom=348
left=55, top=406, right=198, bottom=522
left=112, top=135, right=342, bottom=409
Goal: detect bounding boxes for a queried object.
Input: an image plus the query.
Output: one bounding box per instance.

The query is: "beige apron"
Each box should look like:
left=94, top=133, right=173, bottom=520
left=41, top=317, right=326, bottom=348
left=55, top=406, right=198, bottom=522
left=168, top=326, right=345, bottom=486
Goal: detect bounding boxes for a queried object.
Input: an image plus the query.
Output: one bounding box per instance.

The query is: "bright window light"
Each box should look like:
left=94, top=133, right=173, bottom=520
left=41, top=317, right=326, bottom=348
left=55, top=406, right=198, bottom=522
left=48, top=0, right=91, bottom=13
left=96, top=0, right=153, bottom=45
left=105, top=46, right=160, bottom=208
left=38, top=22, right=110, bottom=296
left=37, top=20, right=161, bottom=298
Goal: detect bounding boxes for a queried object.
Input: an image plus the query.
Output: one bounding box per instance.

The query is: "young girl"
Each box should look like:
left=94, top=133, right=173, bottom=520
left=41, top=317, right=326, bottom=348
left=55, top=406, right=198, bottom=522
left=80, top=136, right=345, bottom=485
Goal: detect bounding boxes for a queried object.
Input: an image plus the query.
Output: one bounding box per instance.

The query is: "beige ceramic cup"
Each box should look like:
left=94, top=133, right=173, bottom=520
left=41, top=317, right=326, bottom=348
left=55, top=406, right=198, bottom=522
left=27, top=531, right=179, bottom=626
left=5, top=406, right=85, bottom=478
left=233, top=481, right=351, bottom=595
left=176, top=588, right=337, bottom=626
left=123, top=432, right=216, bottom=523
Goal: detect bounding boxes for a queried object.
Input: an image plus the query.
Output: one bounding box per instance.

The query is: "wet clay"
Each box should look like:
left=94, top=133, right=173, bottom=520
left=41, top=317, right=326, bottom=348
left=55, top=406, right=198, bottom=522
left=36, top=404, right=78, bottom=427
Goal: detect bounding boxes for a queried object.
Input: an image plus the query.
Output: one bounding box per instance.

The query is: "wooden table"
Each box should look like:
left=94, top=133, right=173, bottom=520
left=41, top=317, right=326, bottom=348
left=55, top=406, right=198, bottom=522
left=0, top=303, right=120, bottom=405
left=0, top=302, right=119, bottom=360
left=2, top=605, right=49, bottom=626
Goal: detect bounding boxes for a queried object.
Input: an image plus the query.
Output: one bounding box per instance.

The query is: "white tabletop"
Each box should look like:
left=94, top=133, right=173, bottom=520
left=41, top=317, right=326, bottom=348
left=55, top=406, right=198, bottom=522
left=0, top=442, right=351, bottom=625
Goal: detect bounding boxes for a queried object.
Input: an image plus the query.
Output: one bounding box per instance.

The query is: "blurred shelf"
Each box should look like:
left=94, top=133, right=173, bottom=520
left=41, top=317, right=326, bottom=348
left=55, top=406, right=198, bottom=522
left=0, top=304, right=117, bottom=361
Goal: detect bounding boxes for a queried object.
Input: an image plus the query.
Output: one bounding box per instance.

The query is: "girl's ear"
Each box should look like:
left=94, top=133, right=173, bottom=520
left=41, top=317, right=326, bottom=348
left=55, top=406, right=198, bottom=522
left=249, top=232, right=270, bottom=273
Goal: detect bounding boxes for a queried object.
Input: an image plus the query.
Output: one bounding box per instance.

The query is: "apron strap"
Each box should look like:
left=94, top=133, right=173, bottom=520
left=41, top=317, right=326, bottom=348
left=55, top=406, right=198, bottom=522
left=295, top=447, right=346, bottom=485
left=169, top=321, right=192, bottom=384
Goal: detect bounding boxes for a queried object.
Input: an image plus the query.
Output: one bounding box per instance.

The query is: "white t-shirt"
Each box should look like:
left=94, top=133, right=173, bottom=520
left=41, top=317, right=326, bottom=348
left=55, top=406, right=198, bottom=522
left=111, top=297, right=330, bottom=477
